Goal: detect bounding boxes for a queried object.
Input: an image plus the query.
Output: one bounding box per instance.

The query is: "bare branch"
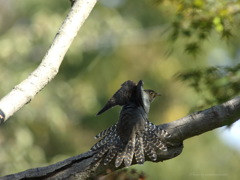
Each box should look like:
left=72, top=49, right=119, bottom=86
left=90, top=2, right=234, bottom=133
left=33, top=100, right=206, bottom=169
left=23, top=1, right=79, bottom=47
left=1, top=96, right=239, bottom=179
left=0, top=0, right=97, bottom=123
left=161, top=96, right=240, bottom=142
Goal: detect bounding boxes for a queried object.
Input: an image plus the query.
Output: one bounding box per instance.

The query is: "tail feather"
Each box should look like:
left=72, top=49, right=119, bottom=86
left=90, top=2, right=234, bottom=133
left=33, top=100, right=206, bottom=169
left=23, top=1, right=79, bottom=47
left=115, top=149, right=125, bottom=167
left=103, top=136, right=121, bottom=165
left=124, top=134, right=136, bottom=167
left=154, top=140, right=167, bottom=151
left=91, top=120, right=170, bottom=167
left=95, top=124, right=117, bottom=139
left=135, top=135, right=145, bottom=164
left=146, top=130, right=167, bottom=151
left=156, top=127, right=171, bottom=138
left=91, top=136, right=108, bottom=150
left=92, top=125, right=117, bottom=151
left=148, top=122, right=171, bottom=139
left=103, top=146, right=117, bottom=165
left=146, top=121, right=169, bottom=151
left=146, top=148, right=157, bottom=161
left=94, top=143, right=109, bottom=161
left=145, top=142, right=157, bottom=161
left=147, top=121, right=157, bottom=131
left=143, top=135, right=157, bottom=161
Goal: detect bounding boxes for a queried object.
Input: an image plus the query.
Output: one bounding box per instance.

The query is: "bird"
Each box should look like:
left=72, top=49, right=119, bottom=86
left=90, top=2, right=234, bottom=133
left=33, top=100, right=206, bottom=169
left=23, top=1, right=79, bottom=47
left=91, top=80, right=170, bottom=167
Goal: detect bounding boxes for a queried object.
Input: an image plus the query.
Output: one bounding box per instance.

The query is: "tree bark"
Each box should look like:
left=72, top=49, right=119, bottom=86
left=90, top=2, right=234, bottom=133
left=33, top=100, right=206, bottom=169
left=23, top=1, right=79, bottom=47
left=1, top=0, right=240, bottom=179
left=0, top=0, right=97, bottom=123
left=1, top=96, right=239, bottom=180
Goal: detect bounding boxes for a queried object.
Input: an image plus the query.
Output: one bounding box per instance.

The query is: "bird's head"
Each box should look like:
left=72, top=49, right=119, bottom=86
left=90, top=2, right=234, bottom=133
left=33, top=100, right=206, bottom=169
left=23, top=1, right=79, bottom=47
left=144, top=89, right=161, bottom=103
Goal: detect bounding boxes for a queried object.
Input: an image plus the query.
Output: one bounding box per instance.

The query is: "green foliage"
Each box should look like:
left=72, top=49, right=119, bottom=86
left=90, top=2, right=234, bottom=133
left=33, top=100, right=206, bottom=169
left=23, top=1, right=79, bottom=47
left=152, top=0, right=240, bottom=55
left=177, top=64, right=240, bottom=109
left=0, top=0, right=239, bottom=179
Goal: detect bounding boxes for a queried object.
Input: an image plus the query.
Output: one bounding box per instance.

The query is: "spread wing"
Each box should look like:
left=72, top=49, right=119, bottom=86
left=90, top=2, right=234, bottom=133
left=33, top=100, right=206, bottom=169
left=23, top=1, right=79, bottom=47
left=96, top=80, right=137, bottom=115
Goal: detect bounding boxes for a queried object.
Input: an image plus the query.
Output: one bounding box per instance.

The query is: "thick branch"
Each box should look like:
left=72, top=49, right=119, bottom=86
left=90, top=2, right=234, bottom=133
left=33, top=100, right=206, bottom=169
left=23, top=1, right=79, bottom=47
left=0, top=0, right=97, bottom=123
left=1, top=96, right=239, bottom=179
left=159, top=96, right=240, bottom=142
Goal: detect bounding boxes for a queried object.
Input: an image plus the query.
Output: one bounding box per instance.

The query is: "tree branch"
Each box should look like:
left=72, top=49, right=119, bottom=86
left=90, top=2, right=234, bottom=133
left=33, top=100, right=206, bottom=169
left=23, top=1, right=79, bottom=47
left=161, top=96, right=240, bottom=141
left=0, top=0, right=97, bottom=123
left=1, top=96, right=239, bottom=179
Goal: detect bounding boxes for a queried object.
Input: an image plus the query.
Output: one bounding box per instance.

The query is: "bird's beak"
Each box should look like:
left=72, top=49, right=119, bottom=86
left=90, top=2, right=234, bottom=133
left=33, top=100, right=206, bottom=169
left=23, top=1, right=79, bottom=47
left=156, top=93, right=161, bottom=96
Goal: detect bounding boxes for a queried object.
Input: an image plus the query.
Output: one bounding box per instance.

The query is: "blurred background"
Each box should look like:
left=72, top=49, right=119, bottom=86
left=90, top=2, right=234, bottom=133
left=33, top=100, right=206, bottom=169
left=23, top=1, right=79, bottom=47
left=0, top=0, right=240, bottom=179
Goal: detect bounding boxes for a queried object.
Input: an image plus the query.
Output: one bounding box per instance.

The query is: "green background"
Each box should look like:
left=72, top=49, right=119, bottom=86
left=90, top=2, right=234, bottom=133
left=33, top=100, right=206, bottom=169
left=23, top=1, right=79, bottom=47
left=0, top=0, right=239, bottom=179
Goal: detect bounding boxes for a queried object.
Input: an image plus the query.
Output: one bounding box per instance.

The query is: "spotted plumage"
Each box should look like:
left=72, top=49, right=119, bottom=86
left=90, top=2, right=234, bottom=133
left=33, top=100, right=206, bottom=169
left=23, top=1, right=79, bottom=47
left=91, top=80, right=170, bottom=167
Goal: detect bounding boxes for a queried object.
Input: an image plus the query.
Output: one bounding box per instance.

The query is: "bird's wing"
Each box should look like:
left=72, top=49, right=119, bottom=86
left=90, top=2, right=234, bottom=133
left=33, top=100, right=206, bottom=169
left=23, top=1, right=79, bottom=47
left=96, top=80, right=137, bottom=115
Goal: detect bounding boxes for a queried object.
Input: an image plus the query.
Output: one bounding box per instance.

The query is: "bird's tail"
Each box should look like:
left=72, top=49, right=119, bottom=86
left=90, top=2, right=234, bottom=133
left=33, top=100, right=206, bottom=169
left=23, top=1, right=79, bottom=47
left=91, top=121, right=170, bottom=167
